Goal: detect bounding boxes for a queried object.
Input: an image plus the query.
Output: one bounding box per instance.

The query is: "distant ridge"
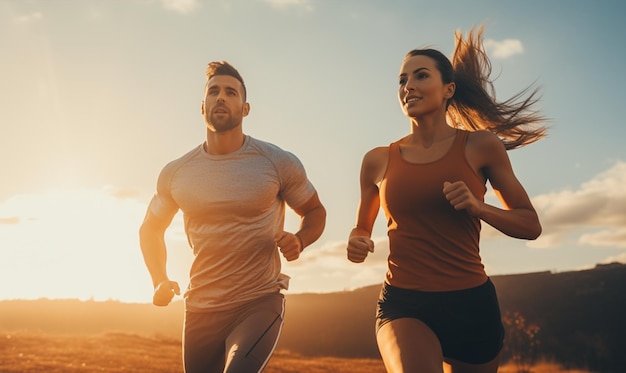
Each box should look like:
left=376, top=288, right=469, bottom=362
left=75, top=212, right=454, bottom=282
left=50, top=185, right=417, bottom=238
left=1, top=263, right=625, bottom=372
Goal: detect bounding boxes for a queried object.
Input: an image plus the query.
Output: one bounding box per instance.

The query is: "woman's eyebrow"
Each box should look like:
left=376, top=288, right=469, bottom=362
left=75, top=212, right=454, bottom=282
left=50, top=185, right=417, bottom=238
left=399, top=67, right=429, bottom=79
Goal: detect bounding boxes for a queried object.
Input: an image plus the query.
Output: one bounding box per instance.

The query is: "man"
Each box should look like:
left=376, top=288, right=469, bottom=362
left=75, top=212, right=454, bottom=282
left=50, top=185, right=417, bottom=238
left=139, top=61, right=326, bottom=373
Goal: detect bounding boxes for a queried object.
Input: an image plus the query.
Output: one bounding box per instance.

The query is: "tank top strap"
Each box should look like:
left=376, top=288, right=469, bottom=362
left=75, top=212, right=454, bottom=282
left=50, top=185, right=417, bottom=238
left=387, top=140, right=402, bottom=164
left=447, top=129, right=468, bottom=159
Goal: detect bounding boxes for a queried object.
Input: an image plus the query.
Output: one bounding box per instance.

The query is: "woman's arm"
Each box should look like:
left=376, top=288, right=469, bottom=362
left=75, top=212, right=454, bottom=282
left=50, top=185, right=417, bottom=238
left=347, top=147, right=388, bottom=262
left=460, top=131, right=542, bottom=239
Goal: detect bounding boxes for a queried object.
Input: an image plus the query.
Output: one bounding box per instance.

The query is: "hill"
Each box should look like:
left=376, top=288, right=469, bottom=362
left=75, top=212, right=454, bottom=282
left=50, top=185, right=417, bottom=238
left=281, top=263, right=626, bottom=372
left=1, top=263, right=625, bottom=372
left=494, top=263, right=626, bottom=372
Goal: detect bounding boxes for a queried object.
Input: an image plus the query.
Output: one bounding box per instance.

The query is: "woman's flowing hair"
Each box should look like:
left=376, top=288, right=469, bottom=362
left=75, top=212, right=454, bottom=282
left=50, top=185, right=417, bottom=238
left=406, top=25, right=548, bottom=150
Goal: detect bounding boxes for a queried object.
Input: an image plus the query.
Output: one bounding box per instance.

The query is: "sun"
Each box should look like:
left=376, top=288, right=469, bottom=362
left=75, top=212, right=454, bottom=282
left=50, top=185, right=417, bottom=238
left=0, top=187, right=192, bottom=303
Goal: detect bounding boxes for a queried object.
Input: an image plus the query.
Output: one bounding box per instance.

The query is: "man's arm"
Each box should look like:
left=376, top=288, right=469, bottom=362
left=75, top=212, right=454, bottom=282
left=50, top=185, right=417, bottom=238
left=293, top=192, right=326, bottom=249
left=139, top=210, right=180, bottom=306
left=276, top=192, right=326, bottom=261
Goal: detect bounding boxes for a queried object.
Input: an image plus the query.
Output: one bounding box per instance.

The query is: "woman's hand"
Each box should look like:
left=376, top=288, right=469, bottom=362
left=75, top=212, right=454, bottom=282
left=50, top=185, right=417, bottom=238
left=347, top=236, right=375, bottom=263
left=443, top=180, right=483, bottom=217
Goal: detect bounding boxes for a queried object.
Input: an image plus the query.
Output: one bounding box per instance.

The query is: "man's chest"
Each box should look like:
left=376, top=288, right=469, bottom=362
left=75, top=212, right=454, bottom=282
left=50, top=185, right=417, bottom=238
left=171, top=160, right=281, bottom=218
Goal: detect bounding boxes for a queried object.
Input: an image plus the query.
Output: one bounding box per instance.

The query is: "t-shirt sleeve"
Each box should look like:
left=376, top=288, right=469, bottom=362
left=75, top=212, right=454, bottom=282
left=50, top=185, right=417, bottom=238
left=277, top=151, right=317, bottom=210
left=147, top=162, right=180, bottom=219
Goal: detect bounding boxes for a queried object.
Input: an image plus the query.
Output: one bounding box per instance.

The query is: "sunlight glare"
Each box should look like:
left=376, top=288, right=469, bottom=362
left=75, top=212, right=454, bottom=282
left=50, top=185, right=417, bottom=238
left=0, top=187, right=191, bottom=302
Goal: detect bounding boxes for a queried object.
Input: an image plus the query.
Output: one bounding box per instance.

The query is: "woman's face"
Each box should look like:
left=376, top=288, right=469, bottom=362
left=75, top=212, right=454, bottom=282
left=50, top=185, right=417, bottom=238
left=398, top=55, right=453, bottom=119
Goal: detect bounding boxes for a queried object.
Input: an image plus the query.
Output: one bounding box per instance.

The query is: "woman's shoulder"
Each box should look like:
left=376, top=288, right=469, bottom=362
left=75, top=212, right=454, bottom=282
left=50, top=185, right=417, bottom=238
left=365, top=145, right=390, bottom=156
left=465, top=130, right=509, bottom=170
left=361, top=146, right=391, bottom=184
left=466, top=129, right=506, bottom=150
left=363, top=145, right=392, bottom=165
left=364, top=136, right=406, bottom=158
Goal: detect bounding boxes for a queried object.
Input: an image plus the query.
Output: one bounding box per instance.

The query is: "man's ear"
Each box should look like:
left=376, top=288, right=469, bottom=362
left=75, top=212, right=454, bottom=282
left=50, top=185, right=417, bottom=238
left=242, top=102, right=250, bottom=117
left=201, top=101, right=205, bottom=115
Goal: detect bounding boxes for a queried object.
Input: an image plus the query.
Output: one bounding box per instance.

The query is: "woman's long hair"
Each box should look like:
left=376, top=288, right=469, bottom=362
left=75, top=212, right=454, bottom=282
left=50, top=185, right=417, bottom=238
left=405, top=25, right=547, bottom=150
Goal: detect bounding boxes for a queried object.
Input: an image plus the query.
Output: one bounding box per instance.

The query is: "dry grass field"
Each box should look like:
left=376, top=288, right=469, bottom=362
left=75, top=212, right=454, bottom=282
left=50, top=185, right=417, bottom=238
left=0, top=332, right=386, bottom=373
left=1, top=332, right=182, bottom=373
left=0, top=332, right=592, bottom=373
left=497, top=363, right=592, bottom=373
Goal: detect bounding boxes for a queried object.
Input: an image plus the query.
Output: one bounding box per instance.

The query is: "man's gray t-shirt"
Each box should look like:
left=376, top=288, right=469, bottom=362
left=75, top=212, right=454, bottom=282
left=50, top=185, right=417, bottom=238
left=148, top=135, right=316, bottom=312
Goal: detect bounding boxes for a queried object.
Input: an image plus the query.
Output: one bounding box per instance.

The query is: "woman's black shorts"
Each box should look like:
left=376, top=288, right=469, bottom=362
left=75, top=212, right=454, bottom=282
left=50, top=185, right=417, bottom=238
left=376, top=278, right=505, bottom=364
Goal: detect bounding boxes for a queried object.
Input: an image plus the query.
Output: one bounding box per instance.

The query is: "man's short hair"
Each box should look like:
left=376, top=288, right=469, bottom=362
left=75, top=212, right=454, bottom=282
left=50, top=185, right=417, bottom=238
left=205, top=61, right=247, bottom=101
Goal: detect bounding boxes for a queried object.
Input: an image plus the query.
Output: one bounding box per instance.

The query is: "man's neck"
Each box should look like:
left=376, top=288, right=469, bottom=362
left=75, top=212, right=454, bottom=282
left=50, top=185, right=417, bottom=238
left=204, top=128, right=245, bottom=155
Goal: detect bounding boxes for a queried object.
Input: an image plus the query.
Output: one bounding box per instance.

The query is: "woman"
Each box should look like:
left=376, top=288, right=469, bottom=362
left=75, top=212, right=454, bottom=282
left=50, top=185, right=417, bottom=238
left=346, top=26, right=547, bottom=373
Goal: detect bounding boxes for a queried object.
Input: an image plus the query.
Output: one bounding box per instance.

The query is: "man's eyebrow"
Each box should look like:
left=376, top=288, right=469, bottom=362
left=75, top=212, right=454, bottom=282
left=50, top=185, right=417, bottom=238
left=207, top=84, right=239, bottom=93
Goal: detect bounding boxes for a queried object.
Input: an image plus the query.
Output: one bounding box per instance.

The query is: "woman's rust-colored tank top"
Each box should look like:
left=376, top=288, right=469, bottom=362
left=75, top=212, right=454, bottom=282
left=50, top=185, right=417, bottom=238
left=380, top=130, right=488, bottom=291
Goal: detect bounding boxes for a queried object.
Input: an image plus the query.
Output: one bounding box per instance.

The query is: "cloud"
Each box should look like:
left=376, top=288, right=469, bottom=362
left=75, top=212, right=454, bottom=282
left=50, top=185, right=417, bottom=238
left=601, top=252, right=626, bottom=264
left=283, top=236, right=389, bottom=293
left=527, top=161, right=626, bottom=249
left=14, top=12, right=43, bottom=24
left=0, top=216, right=20, bottom=225
left=160, top=0, right=199, bottom=14
left=261, top=0, right=313, bottom=12
left=484, top=38, right=524, bottom=59
left=579, top=229, right=626, bottom=248
left=294, top=236, right=388, bottom=267
left=108, top=187, right=142, bottom=199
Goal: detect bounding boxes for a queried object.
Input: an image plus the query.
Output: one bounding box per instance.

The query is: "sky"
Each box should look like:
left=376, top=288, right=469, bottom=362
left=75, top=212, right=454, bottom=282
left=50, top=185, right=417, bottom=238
left=1, top=0, right=625, bottom=304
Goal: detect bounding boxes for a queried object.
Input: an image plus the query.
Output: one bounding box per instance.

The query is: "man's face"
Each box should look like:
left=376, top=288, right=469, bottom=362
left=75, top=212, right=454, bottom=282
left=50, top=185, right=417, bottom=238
left=202, top=75, right=249, bottom=133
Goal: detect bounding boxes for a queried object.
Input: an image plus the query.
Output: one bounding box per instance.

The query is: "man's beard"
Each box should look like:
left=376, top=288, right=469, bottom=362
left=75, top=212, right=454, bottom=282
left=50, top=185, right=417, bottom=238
left=207, top=113, right=240, bottom=132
